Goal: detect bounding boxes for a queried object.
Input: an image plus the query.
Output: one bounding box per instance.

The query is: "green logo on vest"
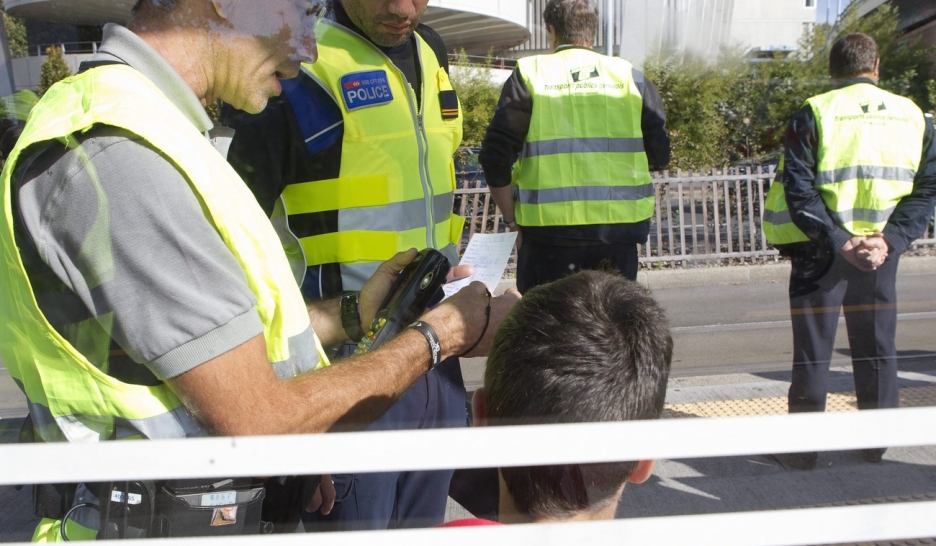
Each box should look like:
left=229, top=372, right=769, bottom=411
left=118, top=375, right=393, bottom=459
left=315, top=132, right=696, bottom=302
left=570, top=66, right=600, bottom=82
left=860, top=101, right=887, bottom=114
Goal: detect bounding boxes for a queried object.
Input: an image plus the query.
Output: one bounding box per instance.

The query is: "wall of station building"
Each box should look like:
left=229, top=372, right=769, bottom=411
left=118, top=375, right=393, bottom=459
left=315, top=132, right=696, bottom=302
left=509, top=0, right=818, bottom=65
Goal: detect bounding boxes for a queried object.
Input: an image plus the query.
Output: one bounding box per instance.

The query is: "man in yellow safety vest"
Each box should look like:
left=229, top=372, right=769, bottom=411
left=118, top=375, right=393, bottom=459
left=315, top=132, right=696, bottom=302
left=480, top=0, right=670, bottom=293
left=763, top=33, right=936, bottom=470
left=0, top=0, right=516, bottom=540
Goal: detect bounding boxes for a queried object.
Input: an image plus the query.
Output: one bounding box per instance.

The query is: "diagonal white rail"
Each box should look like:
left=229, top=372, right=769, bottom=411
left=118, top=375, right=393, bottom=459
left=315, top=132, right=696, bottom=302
left=3, top=408, right=935, bottom=545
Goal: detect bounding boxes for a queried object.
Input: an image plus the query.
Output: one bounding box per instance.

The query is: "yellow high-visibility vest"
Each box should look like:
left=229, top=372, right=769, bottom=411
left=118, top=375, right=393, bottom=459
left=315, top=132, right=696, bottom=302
left=277, top=20, right=464, bottom=290
left=764, top=83, right=925, bottom=245
left=0, top=63, right=328, bottom=541
left=513, top=48, right=654, bottom=227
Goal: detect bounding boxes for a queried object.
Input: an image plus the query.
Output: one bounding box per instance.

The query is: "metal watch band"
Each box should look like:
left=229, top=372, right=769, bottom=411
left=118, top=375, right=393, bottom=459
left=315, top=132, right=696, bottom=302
left=340, top=291, right=364, bottom=342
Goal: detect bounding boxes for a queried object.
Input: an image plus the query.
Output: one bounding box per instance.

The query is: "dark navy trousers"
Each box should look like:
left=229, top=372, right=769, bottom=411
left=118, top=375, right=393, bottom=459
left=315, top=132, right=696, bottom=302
left=516, top=238, right=639, bottom=294
left=303, top=357, right=467, bottom=531
left=787, top=251, right=901, bottom=413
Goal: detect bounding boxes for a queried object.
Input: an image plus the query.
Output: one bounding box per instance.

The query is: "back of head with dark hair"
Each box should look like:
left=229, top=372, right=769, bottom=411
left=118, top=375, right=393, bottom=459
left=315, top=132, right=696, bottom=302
left=829, top=33, right=879, bottom=80
left=543, top=0, right=599, bottom=47
left=483, top=270, right=673, bottom=520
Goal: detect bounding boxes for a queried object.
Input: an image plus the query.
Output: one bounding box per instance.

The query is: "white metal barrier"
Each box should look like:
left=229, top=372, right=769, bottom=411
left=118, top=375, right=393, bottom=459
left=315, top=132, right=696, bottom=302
left=3, top=408, right=936, bottom=545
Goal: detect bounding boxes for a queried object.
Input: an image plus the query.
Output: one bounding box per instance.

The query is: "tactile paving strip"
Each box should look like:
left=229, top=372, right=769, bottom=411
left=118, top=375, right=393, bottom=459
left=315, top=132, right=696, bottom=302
left=662, top=385, right=936, bottom=419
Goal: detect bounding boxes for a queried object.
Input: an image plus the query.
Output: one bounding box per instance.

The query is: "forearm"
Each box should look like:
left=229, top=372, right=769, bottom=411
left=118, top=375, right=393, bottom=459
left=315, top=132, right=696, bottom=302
left=782, top=106, right=850, bottom=251
left=170, top=332, right=431, bottom=435
left=491, top=186, right=517, bottom=223
left=170, top=284, right=505, bottom=436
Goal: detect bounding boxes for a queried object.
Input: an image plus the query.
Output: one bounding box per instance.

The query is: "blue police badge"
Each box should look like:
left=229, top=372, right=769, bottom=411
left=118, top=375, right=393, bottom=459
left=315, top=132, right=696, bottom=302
left=340, top=70, right=394, bottom=111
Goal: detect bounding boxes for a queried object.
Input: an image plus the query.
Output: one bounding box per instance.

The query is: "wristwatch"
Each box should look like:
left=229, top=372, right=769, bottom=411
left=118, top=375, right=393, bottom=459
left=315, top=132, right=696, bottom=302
left=505, top=220, right=519, bottom=230
left=340, top=291, right=364, bottom=342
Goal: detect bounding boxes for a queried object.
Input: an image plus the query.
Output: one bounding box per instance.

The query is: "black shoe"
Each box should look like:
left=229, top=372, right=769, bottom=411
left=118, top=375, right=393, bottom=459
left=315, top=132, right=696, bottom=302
left=860, top=448, right=886, bottom=463
left=773, top=452, right=818, bottom=470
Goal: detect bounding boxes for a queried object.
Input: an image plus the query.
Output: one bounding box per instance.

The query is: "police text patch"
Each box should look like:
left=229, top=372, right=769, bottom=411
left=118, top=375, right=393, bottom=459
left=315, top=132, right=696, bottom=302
left=340, top=70, right=394, bottom=111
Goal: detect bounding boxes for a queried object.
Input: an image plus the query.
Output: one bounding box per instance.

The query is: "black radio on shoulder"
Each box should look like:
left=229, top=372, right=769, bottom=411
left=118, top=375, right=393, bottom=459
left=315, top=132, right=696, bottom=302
left=354, top=248, right=450, bottom=356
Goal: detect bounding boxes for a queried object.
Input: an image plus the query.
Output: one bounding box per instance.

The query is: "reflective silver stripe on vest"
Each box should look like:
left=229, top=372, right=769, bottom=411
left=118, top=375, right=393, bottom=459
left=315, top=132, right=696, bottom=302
left=339, top=243, right=461, bottom=292
left=339, top=193, right=453, bottom=232
left=763, top=209, right=792, bottom=225
left=341, top=262, right=381, bottom=292
left=18, top=379, right=208, bottom=442
left=831, top=206, right=897, bottom=226
left=522, top=138, right=645, bottom=159
left=271, top=325, right=322, bottom=379
left=815, top=165, right=917, bottom=186
left=516, top=184, right=655, bottom=205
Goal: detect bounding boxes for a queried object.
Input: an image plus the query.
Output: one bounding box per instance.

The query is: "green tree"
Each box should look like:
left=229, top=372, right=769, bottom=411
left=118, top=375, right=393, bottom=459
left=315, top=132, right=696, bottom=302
left=0, top=0, right=28, bottom=58
left=448, top=49, right=502, bottom=147
left=37, top=46, right=72, bottom=97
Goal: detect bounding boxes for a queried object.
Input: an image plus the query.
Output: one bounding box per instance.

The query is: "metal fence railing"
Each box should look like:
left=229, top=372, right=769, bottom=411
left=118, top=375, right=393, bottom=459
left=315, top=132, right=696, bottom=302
left=454, top=164, right=936, bottom=273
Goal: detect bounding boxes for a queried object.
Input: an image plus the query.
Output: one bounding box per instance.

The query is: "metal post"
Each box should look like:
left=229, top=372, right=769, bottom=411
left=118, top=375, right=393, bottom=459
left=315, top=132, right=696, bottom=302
left=606, top=0, right=614, bottom=56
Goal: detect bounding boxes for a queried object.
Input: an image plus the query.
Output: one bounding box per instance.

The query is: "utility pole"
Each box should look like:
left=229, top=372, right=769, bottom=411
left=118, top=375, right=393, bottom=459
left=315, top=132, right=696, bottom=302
left=606, top=0, right=614, bottom=56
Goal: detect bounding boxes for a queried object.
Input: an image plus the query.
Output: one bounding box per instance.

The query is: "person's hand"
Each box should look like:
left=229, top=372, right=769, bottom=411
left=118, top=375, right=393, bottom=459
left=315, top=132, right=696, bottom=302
left=423, top=282, right=521, bottom=359
left=514, top=226, right=523, bottom=251
left=447, top=264, right=474, bottom=284
left=840, top=236, right=879, bottom=272
left=856, top=233, right=888, bottom=269
left=306, top=474, right=335, bottom=516
left=359, top=249, right=420, bottom=329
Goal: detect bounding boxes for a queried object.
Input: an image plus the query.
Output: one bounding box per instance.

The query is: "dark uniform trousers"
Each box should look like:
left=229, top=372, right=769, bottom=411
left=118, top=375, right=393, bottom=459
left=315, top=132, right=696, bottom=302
left=303, top=357, right=466, bottom=531
left=516, top=237, right=640, bottom=294
left=788, top=251, right=901, bottom=413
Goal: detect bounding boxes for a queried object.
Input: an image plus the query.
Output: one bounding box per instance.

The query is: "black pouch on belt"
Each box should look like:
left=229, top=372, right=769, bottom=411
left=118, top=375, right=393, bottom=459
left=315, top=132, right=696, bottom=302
left=152, top=478, right=267, bottom=537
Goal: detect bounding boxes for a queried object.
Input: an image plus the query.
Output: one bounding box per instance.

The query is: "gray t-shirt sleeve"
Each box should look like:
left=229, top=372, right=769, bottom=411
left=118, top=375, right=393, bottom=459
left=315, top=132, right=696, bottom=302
left=17, top=126, right=263, bottom=380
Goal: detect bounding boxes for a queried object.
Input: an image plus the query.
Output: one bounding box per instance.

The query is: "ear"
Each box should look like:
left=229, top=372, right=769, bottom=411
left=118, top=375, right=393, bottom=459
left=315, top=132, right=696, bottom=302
left=625, top=460, right=656, bottom=484
left=872, top=57, right=881, bottom=78
left=471, top=388, right=487, bottom=427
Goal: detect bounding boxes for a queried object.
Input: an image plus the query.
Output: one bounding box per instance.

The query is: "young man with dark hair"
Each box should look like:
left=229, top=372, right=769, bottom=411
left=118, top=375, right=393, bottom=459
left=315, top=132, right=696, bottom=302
left=764, top=32, right=936, bottom=469
left=444, top=271, right=672, bottom=524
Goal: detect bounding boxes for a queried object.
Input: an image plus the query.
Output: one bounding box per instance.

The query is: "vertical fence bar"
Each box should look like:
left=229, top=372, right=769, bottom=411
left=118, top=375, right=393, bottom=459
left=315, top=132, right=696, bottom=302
left=746, top=175, right=756, bottom=260
left=665, top=172, right=675, bottom=262
left=724, top=178, right=733, bottom=255
left=712, top=175, right=722, bottom=258
left=677, top=173, right=687, bottom=265
left=734, top=178, right=744, bottom=260
left=688, top=172, right=699, bottom=257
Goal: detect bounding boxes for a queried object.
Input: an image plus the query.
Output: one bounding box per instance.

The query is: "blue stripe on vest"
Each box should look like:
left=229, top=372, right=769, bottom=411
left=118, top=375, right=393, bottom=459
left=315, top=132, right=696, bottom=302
left=281, top=75, right=344, bottom=156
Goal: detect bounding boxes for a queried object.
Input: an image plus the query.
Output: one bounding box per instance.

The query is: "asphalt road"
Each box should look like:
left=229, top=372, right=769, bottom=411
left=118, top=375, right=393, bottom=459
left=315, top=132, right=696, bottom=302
left=461, top=269, right=936, bottom=390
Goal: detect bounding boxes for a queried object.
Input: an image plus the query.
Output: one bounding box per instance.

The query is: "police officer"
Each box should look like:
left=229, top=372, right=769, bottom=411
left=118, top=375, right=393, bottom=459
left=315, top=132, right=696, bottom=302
left=224, top=0, right=469, bottom=532
left=479, top=0, right=670, bottom=293
left=0, top=0, right=515, bottom=540
left=764, top=33, right=936, bottom=469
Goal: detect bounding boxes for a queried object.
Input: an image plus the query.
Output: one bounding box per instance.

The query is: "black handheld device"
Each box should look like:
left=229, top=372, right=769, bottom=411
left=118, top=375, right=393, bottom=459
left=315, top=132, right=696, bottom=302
left=354, top=248, right=451, bottom=355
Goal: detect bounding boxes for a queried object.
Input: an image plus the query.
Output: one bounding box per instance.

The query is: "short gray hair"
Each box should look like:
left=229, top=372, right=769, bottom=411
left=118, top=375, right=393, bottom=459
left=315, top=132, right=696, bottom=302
left=543, top=0, right=599, bottom=47
left=829, top=33, right=879, bottom=79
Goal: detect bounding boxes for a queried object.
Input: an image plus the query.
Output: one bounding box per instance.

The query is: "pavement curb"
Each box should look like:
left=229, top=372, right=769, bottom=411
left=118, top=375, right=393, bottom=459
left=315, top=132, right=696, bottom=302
left=494, top=255, right=935, bottom=294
